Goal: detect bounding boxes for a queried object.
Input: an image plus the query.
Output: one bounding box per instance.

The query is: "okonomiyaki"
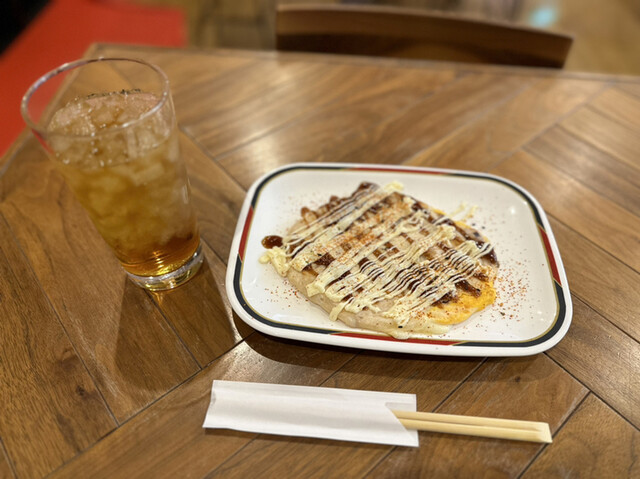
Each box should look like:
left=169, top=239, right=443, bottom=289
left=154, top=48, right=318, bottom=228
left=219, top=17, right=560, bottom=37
left=260, top=181, right=499, bottom=338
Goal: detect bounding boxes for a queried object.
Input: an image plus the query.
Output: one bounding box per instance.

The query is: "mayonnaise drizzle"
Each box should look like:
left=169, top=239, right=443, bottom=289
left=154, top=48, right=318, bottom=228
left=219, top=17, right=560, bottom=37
left=260, top=182, right=495, bottom=324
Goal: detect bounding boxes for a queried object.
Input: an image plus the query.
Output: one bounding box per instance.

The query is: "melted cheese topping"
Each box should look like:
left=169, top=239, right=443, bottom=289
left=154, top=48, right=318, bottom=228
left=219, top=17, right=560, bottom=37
left=261, top=182, right=496, bottom=327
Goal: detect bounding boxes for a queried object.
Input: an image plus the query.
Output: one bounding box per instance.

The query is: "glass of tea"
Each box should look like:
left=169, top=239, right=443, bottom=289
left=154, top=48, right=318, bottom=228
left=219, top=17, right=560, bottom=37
left=21, top=58, right=203, bottom=291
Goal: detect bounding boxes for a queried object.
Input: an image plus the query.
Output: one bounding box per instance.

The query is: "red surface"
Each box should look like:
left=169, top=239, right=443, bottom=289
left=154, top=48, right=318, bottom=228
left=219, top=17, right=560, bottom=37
left=538, top=224, right=562, bottom=285
left=238, top=206, right=255, bottom=262
left=0, top=0, right=186, bottom=156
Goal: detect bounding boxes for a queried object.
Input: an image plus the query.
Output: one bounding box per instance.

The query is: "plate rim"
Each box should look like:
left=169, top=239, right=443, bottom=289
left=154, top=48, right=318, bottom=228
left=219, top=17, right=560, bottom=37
left=225, top=162, right=573, bottom=357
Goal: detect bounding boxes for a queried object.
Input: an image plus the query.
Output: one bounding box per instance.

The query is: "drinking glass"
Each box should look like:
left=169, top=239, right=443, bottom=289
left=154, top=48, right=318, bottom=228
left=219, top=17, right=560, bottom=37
left=21, top=58, right=203, bottom=291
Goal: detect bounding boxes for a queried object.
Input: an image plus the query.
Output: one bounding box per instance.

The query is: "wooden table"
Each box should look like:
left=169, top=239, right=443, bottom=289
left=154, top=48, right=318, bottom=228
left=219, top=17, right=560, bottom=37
left=1, top=44, right=638, bottom=479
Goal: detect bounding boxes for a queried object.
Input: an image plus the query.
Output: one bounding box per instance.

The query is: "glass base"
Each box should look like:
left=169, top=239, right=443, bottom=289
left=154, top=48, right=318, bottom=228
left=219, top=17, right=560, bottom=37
left=126, top=243, right=204, bottom=291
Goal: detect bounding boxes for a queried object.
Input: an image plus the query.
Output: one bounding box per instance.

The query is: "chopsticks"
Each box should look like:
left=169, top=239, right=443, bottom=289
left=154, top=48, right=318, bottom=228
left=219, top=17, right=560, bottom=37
left=392, top=410, right=552, bottom=443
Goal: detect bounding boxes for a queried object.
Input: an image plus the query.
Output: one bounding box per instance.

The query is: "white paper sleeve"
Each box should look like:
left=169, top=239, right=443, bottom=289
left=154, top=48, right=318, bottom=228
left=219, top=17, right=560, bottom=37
left=203, top=380, right=418, bottom=447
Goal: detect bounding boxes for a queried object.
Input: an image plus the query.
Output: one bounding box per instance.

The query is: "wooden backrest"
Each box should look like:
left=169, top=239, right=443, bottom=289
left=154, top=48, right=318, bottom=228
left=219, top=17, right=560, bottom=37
left=276, top=4, right=573, bottom=68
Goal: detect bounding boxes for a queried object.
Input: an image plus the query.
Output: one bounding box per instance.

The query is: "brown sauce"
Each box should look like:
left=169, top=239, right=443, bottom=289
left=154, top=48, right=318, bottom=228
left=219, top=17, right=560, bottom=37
left=302, top=263, right=319, bottom=276
left=262, top=183, right=497, bottom=316
left=474, top=271, right=489, bottom=282
left=262, top=235, right=283, bottom=249
left=433, top=292, right=455, bottom=306
left=401, top=232, right=414, bottom=244
left=327, top=271, right=349, bottom=288
left=457, top=279, right=481, bottom=297
left=314, top=253, right=335, bottom=267
left=485, top=249, right=498, bottom=265
left=357, top=182, right=376, bottom=191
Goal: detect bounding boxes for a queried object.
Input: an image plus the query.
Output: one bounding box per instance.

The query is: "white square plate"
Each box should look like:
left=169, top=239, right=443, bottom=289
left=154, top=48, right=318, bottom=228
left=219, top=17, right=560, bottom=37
left=226, top=163, right=572, bottom=356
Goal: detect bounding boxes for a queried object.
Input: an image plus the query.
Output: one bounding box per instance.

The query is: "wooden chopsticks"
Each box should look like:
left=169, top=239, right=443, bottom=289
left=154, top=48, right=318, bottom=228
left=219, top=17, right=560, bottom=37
left=392, top=410, right=552, bottom=443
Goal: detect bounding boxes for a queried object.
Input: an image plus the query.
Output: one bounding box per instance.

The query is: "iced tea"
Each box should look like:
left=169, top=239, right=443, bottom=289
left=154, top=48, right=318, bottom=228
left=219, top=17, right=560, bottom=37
left=47, top=90, right=200, bottom=278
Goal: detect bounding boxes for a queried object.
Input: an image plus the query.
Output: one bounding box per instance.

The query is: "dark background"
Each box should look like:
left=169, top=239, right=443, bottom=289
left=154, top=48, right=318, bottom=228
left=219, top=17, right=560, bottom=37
left=1, top=0, right=49, bottom=53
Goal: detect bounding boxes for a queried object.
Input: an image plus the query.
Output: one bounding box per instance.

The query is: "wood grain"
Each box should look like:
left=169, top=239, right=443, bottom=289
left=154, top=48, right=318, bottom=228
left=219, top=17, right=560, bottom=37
left=210, top=353, right=482, bottom=478
left=49, top=334, right=355, bottom=478
left=327, top=72, right=532, bottom=166
left=407, top=77, right=604, bottom=170
left=3, top=46, right=640, bottom=477
left=221, top=71, right=532, bottom=189
left=0, top=137, right=199, bottom=423
left=151, top=241, right=253, bottom=367
left=368, top=355, right=587, bottom=478
left=178, top=59, right=336, bottom=152
left=618, top=82, right=640, bottom=99
left=491, top=150, right=640, bottom=271
left=546, top=297, right=640, bottom=429
left=589, top=86, right=640, bottom=131
left=92, top=46, right=256, bottom=94
left=0, top=442, right=14, bottom=479
left=323, top=352, right=481, bottom=409
left=195, top=62, right=441, bottom=161
left=561, top=105, right=640, bottom=172
left=211, top=437, right=387, bottom=479
left=178, top=131, right=247, bottom=259
left=547, top=217, right=640, bottom=341
left=522, top=394, right=640, bottom=478
left=0, top=214, right=115, bottom=478
left=525, top=126, right=640, bottom=216
left=218, top=67, right=457, bottom=188
left=152, top=54, right=255, bottom=98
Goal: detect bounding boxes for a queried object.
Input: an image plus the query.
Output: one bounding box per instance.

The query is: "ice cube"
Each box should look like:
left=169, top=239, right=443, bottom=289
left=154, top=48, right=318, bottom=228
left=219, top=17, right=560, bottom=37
left=130, top=162, right=166, bottom=186
left=92, top=104, right=116, bottom=128
left=134, top=128, right=158, bottom=151
left=95, top=173, right=128, bottom=194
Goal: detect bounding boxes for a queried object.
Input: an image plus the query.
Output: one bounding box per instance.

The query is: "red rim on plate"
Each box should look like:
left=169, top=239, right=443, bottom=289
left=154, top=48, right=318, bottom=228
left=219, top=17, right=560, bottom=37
left=226, top=163, right=572, bottom=356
